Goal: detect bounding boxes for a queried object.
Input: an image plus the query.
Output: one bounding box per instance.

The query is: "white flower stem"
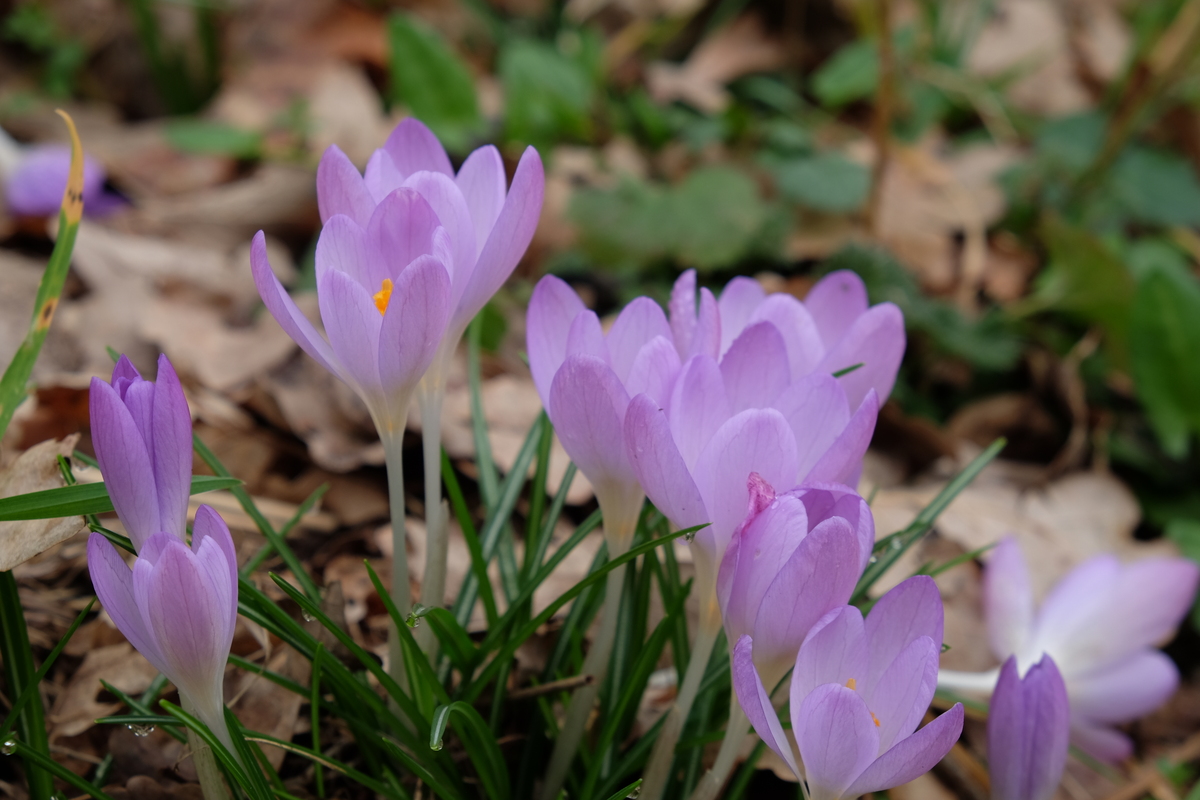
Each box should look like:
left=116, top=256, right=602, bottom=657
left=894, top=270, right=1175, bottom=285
left=936, top=668, right=1000, bottom=696
left=640, top=596, right=723, bottom=800
left=182, top=695, right=233, bottom=800
left=688, top=692, right=750, bottom=800
left=416, top=386, right=447, bottom=657
left=381, top=428, right=413, bottom=701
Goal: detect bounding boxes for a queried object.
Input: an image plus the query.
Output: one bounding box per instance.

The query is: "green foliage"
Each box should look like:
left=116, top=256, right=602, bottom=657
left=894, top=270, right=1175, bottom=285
left=124, top=0, right=221, bottom=114
left=164, top=120, right=264, bottom=159
left=1111, top=148, right=1200, bottom=227
left=0, top=475, right=239, bottom=521
left=811, top=38, right=878, bottom=107
left=1, top=5, right=84, bottom=98
left=500, top=37, right=594, bottom=148
left=772, top=152, right=871, bottom=212
left=387, top=13, right=482, bottom=154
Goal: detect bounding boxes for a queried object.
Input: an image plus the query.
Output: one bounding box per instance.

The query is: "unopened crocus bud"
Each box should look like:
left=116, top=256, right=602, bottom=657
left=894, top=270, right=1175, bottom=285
left=89, top=355, right=192, bottom=551
left=5, top=144, right=123, bottom=217
left=989, top=655, right=1070, bottom=800
left=717, top=475, right=873, bottom=689
left=733, top=577, right=964, bottom=800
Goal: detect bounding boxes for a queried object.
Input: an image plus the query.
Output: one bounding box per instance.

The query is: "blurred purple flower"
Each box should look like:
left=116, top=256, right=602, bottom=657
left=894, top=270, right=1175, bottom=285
left=940, top=536, right=1199, bottom=761
left=5, top=144, right=123, bottom=217
left=733, top=577, right=964, bottom=800
left=989, top=655, right=1070, bottom=800
left=89, top=355, right=193, bottom=552
left=717, top=474, right=873, bottom=689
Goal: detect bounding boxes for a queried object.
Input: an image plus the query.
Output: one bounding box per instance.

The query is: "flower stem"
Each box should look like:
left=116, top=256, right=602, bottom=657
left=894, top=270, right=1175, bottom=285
left=640, top=598, right=722, bottom=800
left=416, top=386, right=447, bottom=657
left=182, top=696, right=232, bottom=800
left=381, top=428, right=412, bottom=699
left=688, top=693, right=750, bottom=800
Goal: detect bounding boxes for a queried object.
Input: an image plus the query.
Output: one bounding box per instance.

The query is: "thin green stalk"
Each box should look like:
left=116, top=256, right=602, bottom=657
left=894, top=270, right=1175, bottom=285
left=416, top=385, right=447, bottom=657
left=380, top=428, right=413, bottom=699
left=0, top=572, right=52, bottom=797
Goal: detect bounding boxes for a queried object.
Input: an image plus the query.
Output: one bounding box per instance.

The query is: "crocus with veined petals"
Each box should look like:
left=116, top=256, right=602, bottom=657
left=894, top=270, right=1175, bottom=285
left=939, top=536, right=1199, bottom=761
left=89, top=355, right=193, bottom=552
left=733, top=577, right=964, bottom=800
left=989, top=655, right=1070, bottom=800
left=717, top=474, right=873, bottom=689
left=5, top=144, right=124, bottom=217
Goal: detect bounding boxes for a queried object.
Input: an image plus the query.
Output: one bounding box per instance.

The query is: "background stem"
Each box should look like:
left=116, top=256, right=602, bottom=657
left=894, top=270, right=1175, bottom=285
left=688, top=693, right=750, bottom=800
left=381, top=429, right=412, bottom=698
left=416, top=387, right=448, bottom=656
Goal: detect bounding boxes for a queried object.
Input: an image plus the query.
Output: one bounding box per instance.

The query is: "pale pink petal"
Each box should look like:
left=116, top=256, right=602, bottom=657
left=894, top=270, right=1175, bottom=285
left=668, top=355, right=731, bottom=470
left=378, top=255, right=452, bottom=416
left=624, top=394, right=706, bottom=532
left=607, top=297, right=671, bottom=383
left=317, top=268, right=383, bottom=398
left=383, top=118, right=454, bottom=178
left=527, top=275, right=587, bottom=406
left=750, top=294, right=824, bottom=378
left=805, top=270, right=868, bottom=349
left=795, top=684, right=880, bottom=800
left=720, top=321, right=791, bottom=412
left=316, top=145, right=373, bottom=226
left=845, top=705, right=964, bottom=797
left=1069, top=651, right=1179, bottom=723
left=984, top=536, right=1034, bottom=660
left=625, top=337, right=681, bottom=408
left=456, top=145, right=507, bottom=253
left=815, top=303, right=905, bottom=408
left=717, top=276, right=766, bottom=355
left=317, top=214, right=389, bottom=291
left=732, top=635, right=800, bottom=778
left=773, top=374, right=851, bottom=482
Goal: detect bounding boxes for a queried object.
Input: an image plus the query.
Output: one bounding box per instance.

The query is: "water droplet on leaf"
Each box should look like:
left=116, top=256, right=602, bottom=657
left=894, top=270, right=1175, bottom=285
left=302, top=611, right=316, bottom=622
left=125, top=724, right=155, bottom=737
left=430, top=741, right=443, bottom=752
left=406, top=603, right=429, bottom=628
left=684, top=530, right=696, bottom=543
left=2, top=739, right=16, bottom=755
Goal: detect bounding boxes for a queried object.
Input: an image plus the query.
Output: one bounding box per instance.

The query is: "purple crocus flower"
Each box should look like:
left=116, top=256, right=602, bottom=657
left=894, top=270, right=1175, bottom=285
left=939, top=536, right=1199, bottom=761
left=89, top=355, right=193, bottom=552
left=733, top=577, right=964, bottom=800
left=989, top=655, right=1070, bottom=800
left=717, top=474, right=873, bottom=689
left=5, top=144, right=123, bottom=217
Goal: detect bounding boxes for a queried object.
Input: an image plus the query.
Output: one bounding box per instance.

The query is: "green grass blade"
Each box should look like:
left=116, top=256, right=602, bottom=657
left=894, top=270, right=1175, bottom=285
left=9, top=740, right=114, bottom=800
left=0, top=573, right=53, bottom=797
left=441, top=449, right=499, bottom=628
left=0, top=475, right=240, bottom=521
left=602, top=779, right=643, bottom=800
left=429, top=701, right=511, bottom=800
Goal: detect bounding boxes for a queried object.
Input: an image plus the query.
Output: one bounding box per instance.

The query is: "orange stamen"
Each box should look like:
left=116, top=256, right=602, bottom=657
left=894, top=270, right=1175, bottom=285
left=845, top=678, right=856, bottom=690
left=871, top=712, right=881, bottom=727
left=373, top=279, right=394, bottom=315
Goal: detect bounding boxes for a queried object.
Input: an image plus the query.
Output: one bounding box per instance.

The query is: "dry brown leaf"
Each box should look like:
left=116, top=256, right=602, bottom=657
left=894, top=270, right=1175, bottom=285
left=0, top=436, right=84, bottom=572
left=228, top=650, right=303, bottom=770
left=49, top=642, right=158, bottom=739
left=307, top=61, right=395, bottom=165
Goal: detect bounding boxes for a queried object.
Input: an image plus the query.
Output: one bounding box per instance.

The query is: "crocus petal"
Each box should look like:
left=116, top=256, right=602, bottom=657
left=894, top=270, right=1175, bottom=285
left=607, top=297, right=671, bottom=384
left=90, top=377, right=159, bottom=551
left=527, top=275, right=587, bottom=406
left=120, top=380, right=155, bottom=468
left=795, top=684, right=880, bottom=800
left=863, top=576, right=944, bottom=692
left=457, top=147, right=544, bottom=326
left=111, top=354, right=141, bottom=388
left=1070, top=720, right=1132, bottom=763
left=316, top=145, right=374, bottom=226
left=548, top=355, right=634, bottom=493
left=797, top=484, right=875, bottom=572
left=668, top=356, right=731, bottom=470
left=805, top=270, right=869, bottom=349
left=1069, top=650, right=1180, bottom=723
left=317, top=268, right=383, bottom=399
left=732, top=635, right=800, bottom=778
left=456, top=145, right=507, bottom=254
left=814, top=303, right=905, bottom=409
left=861, top=636, right=939, bottom=753
left=566, top=311, right=610, bottom=363
left=625, top=336, right=681, bottom=408
left=363, top=150, right=405, bottom=203
left=192, top=505, right=238, bottom=635
left=718, top=277, right=766, bottom=354
left=750, top=294, right=824, bottom=379
left=693, top=288, right=721, bottom=360
left=87, top=533, right=165, bottom=669
left=364, top=187, right=440, bottom=283
left=6, top=146, right=111, bottom=218
left=151, top=355, right=193, bottom=538
left=720, top=321, right=791, bottom=412
left=250, top=232, right=342, bottom=378
left=403, top=172, right=476, bottom=294
left=378, top=255, right=452, bottom=416
left=670, top=270, right=699, bottom=360
left=624, top=394, right=707, bottom=532
left=792, top=606, right=868, bottom=706
left=844, top=704, right=964, bottom=797
left=984, top=536, right=1034, bottom=661
left=690, top=408, right=798, bottom=558
left=774, top=374, right=851, bottom=482
left=989, top=656, right=1069, bottom=800
left=319, top=214, right=390, bottom=291
left=1103, top=558, right=1200, bottom=655
left=383, top=118, right=454, bottom=178
left=804, top=390, right=879, bottom=486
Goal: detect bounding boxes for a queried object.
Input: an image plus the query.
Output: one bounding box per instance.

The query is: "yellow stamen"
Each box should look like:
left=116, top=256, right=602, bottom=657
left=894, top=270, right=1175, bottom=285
left=373, top=279, right=393, bottom=315
left=845, top=678, right=856, bottom=690
left=871, top=712, right=881, bottom=727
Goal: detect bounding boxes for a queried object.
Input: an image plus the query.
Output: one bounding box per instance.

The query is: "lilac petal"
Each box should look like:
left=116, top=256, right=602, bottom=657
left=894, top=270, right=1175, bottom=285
left=625, top=337, right=681, bottom=408
left=815, top=303, right=905, bottom=408
left=797, top=484, right=875, bottom=572
left=668, top=356, right=731, bottom=470
left=403, top=171, right=476, bottom=291
left=607, top=297, right=671, bottom=384
left=317, top=214, right=389, bottom=291
left=383, top=118, right=454, bottom=178
left=364, top=187, right=440, bottom=282
left=750, top=294, right=824, bottom=379
left=1070, top=720, right=1132, bottom=763
left=669, top=270, right=699, bottom=360
left=378, top=255, right=452, bottom=416
left=456, top=145, right=507, bottom=253
left=864, top=576, right=944, bottom=691
left=120, top=380, right=155, bottom=462
left=624, top=394, right=706, bottom=532
left=6, top=146, right=109, bottom=218
left=989, top=656, right=1069, bottom=800
left=151, top=355, right=193, bottom=539
left=87, top=533, right=164, bottom=669
left=693, top=288, right=721, bottom=360
left=317, top=268, right=383, bottom=398
left=718, top=276, right=766, bottom=355
left=752, top=518, right=863, bottom=686
left=720, top=322, right=791, bottom=412
left=805, top=270, right=869, bottom=349
left=90, top=377, right=159, bottom=551
left=1030, top=556, right=1116, bottom=659
left=1105, top=558, right=1200, bottom=654
left=795, top=684, right=880, bottom=800
left=527, top=275, right=587, bottom=406
left=250, top=232, right=342, bottom=378
left=732, top=635, right=800, bottom=778
left=1070, top=651, right=1180, bottom=723
left=861, top=636, right=939, bottom=753
left=458, top=147, right=544, bottom=326
left=984, top=537, right=1034, bottom=660
left=192, top=505, right=238, bottom=634
left=316, top=145, right=374, bottom=226
left=774, top=374, right=851, bottom=482
left=691, top=408, right=799, bottom=558
left=549, top=355, right=635, bottom=500
left=804, top=390, right=879, bottom=486
left=845, top=704, right=964, bottom=797
left=566, top=310, right=609, bottom=363
left=792, top=606, right=868, bottom=707
left=111, top=355, right=141, bottom=387
left=364, top=150, right=405, bottom=203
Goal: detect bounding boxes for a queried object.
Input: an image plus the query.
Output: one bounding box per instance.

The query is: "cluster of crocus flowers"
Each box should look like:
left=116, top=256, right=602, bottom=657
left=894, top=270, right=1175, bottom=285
left=938, top=536, right=1199, bottom=761
left=988, top=655, right=1070, bottom=800
left=87, top=356, right=239, bottom=756
left=732, top=576, right=964, bottom=800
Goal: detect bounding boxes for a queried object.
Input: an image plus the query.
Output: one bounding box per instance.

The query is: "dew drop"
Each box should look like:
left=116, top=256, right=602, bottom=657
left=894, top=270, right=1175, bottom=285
left=2, top=739, right=16, bottom=755
left=406, top=603, right=428, bottom=628
left=430, top=741, right=443, bottom=751
left=626, top=788, right=640, bottom=799
left=683, top=530, right=696, bottom=543
left=126, top=724, right=155, bottom=737
left=302, top=611, right=316, bottom=622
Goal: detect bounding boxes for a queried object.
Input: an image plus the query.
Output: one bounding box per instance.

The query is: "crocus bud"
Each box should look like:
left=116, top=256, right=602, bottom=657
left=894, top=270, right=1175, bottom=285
left=717, top=475, right=873, bottom=688
left=5, top=144, right=123, bottom=217
left=89, top=355, right=193, bottom=552
left=989, top=655, right=1070, bottom=800
left=733, top=577, right=964, bottom=800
